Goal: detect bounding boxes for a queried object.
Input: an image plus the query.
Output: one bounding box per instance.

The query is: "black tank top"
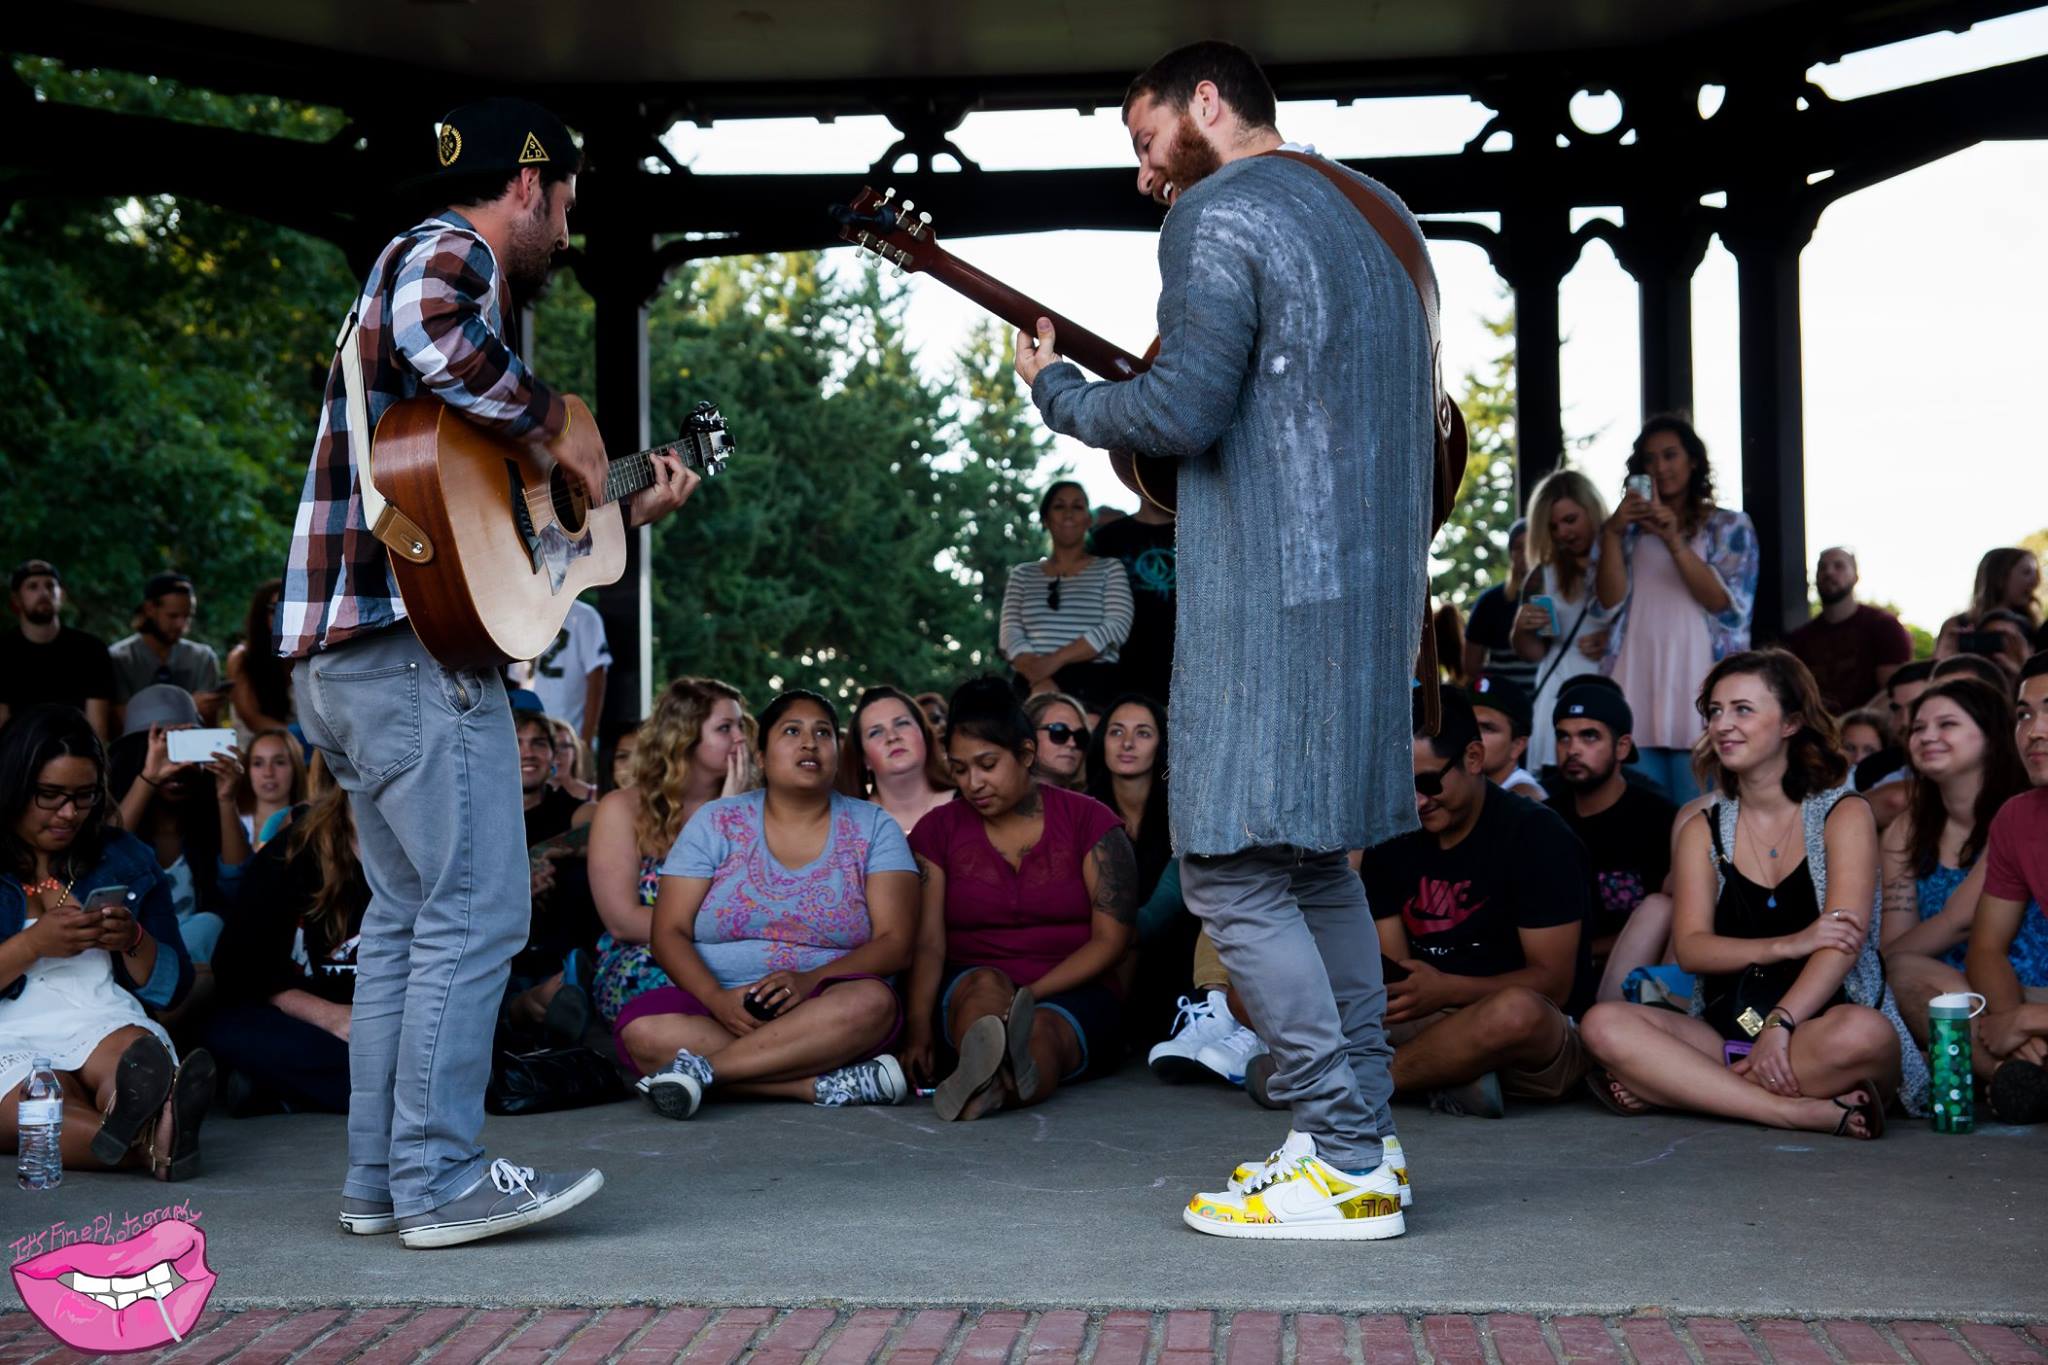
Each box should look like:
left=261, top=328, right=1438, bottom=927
left=1702, top=805, right=1847, bottom=1035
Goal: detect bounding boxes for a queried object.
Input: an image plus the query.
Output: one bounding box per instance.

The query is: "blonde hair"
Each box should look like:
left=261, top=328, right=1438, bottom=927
left=1524, top=469, right=1610, bottom=603
left=1024, top=691, right=1090, bottom=791
left=629, top=677, right=754, bottom=853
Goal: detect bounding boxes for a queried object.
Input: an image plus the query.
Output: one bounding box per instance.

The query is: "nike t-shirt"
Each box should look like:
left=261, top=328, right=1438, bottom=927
left=1362, top=783, right=1594, bottom=1011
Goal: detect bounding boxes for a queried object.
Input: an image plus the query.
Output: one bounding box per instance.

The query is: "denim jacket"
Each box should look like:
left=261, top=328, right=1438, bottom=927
left=0, top=831, right=194, bottom=1009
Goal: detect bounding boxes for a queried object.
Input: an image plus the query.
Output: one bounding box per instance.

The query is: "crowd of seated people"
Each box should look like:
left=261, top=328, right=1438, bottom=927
left=5, top=440, right=2048, bottom=1193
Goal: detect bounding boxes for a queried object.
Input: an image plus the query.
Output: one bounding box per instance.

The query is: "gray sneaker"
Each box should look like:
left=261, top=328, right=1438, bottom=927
left=814, top=1055, right=909, bottom=1107
left=640, top=1048, right=714, bottom=1120
left=396, top=1159, right=604, bottom=1250
left=1429, top=1072, right=1506, bottom=1119
left=339, top=1197, right=397, bottom=1235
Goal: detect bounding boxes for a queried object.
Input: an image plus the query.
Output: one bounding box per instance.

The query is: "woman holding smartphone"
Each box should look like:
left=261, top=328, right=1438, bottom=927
left=0, top=705, right=213, bottom=1179
left=1511, top=470, right=1615, bottom=773
left=1595, top=416, right=1759, bottom=802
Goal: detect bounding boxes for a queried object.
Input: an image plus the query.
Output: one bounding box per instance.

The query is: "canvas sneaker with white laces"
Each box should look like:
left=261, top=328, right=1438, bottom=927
left=640, top=1048, right=714, bottom=1120
left=815, top=1054, right=910, bottom=1107
left=1148, top=991, right=1242, bottom=1083
left=396, top=1159, right=604, bottom=1249
left=1195, top=1022, right=1269, bottom=1086
left=1184, top=1134, right=1404, bottom=1241
left=1229, top=1130, right=1412, bottom=1208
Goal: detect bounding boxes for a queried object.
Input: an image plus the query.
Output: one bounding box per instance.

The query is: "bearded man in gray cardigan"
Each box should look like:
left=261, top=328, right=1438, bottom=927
left=1016, top=42, right=1435, bottom=1240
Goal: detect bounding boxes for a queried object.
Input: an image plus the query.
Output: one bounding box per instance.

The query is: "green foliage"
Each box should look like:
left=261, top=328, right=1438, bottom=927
left=0, top=59, right=355, bottom=645
left=1431, top=310, right=1520, bottom=610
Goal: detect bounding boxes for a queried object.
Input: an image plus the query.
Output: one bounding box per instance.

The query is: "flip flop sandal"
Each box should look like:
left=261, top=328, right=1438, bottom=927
left=90, top=1036, right=177, bottom=1166
left=1003, top=988, right=1040, bottom=1101
left=933, top=1016, right=1007, bottom=1122
left=1829, top=1077, right=1886, bottom=1140
left=1584, top=1067, right=1654, bottom=1117
left=148, top=1050, right=217, bottom=1181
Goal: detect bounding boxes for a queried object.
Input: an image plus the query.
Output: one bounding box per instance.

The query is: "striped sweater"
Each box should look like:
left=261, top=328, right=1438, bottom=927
left=998, top=558, right=1134, bottom=664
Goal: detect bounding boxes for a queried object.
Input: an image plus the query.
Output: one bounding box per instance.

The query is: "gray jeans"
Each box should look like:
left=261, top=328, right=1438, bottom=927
left=294, top=624, right=528, bottom=1216
left=1180, top=846, right=1394, bottom=1172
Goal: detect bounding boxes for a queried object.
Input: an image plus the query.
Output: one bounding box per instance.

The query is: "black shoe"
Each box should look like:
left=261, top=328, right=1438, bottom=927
left=90, top=1036, right=177, bottom=1166
left=149, top=1050, right=216, bottom=1181
left=1989, top=1059, right=2048, bottom=1125
left=1244, top=1052, right=1287, bottom=1110
left=541, top=980, right=591, bottom=1047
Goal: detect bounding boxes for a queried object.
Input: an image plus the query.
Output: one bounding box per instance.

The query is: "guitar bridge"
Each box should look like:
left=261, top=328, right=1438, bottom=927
left=506, top=460, right=544, bottom=573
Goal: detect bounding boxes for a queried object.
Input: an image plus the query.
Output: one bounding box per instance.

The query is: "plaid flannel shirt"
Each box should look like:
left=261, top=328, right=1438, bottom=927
left=277, top=211, right=566, bottom=659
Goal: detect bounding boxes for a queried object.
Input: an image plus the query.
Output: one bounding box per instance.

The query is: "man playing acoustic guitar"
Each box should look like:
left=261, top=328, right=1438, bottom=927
left=279, top=97, right=697, bottom=1249
left=1015, top=43, right=1437, bottom=1240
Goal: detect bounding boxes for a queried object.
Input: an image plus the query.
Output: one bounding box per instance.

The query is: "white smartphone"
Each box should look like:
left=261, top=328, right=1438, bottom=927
left=166, top=728, right=237, bottom=765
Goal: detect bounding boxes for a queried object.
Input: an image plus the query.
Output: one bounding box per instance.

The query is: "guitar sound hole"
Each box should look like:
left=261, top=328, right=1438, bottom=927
left=549, top=467, right=588, bottom=535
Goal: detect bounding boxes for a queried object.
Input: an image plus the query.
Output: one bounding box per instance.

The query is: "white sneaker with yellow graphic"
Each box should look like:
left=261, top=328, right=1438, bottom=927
left=1184, top=1136, right=1405, bottom=1241
left=1229, top=1131, right=1411, bottom=1207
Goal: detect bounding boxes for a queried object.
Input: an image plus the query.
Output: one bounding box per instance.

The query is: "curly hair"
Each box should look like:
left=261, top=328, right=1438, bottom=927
left=1696, top=649, right=1847, bottom=801
left=628, top=677, right=752, bottom=854
left=1628, top=413, right=1716, bottom=536
left=838, top=685, right=950, bottom=798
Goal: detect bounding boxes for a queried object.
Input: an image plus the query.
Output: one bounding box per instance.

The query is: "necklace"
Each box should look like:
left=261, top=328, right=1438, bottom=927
left=1739, top=805, right=1801, bottom=910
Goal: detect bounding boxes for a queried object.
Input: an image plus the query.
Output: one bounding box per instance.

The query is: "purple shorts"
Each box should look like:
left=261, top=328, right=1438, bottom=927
left=611, top=973, right=904, bottom=1072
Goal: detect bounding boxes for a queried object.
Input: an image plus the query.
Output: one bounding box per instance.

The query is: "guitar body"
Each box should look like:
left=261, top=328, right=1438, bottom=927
left=371, top=393, right=627, bottom=669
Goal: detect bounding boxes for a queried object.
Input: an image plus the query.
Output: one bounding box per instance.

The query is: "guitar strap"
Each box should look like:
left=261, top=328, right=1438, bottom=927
left=1263, top=149, right=1470, bottom=732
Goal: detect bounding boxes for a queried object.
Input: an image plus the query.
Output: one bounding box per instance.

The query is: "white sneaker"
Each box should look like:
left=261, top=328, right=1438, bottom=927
left=642, top=1048, right=713, bottom=1120
left=1184, top=1134, right=1404, bottom=1241
left=1230, top=1131, right=1412, bottom=1208
left=1147, top=991, right=1240, bottom=1083
left=814, top=1054, right=909, bottom=1107
left=1195, top=1023, right=1268, bottom=1085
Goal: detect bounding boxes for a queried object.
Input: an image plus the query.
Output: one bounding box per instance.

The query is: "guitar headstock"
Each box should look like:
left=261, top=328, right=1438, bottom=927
left=829, top=186, right=941, bottom=276
left=677, top=400, right=734, bottom=478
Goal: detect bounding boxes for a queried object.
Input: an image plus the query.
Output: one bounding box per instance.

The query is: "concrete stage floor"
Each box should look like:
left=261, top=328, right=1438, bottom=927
left=5, top=1071, right=2040, bottom=1320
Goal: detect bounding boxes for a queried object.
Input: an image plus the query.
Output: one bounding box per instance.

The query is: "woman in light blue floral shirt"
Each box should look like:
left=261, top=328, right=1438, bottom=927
left=1596, top=415, right=1758, bottom=802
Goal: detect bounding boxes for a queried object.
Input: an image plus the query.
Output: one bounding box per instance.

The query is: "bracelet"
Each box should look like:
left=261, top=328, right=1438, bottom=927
left=1764, top=1009, right=1796, bottom=1033
left=139, top=774, right=161, bottom=789
left=124, top=920, right=145, bottom=957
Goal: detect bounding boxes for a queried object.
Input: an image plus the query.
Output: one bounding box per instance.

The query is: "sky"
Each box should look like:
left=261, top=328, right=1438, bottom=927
left=662, top=7, right=2048, bottom=630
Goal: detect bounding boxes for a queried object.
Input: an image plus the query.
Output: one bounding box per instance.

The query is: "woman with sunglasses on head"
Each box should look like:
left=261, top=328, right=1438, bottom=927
left=0, top=705, right=212, bottom=1180
left=1024, top=692, right=1091, bottom=792
left=999, top=481, right=1134, bottom=716
left=839, top=685, right=954, bottom=835
left=903, top=678, right=1139, bottom=1120
left=1580, top=650, right=1924, bottom=1138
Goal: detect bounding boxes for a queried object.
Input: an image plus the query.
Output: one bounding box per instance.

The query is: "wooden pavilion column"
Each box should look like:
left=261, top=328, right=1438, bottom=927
left=1494, top=205, right=1577, bottom=502
left=1615, top=206, right=1711, bottom=422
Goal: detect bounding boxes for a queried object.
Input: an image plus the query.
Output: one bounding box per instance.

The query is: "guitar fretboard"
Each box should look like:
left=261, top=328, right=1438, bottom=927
left=603, top=440, right=718, bottom=503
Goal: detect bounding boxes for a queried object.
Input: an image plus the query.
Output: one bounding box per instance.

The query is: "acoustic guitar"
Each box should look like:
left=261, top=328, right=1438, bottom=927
left=831, top=186, right=1179, bottom=512
left=368, top=395, right=733, bottom=669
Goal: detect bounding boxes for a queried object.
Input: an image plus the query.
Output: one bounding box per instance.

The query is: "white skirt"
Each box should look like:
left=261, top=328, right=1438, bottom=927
left=0, top=920, right=175, bottom=1093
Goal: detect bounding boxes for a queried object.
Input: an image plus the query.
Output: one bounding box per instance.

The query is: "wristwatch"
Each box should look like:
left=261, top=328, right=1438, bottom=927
left=1762, top=1010, right=1796, bottom=1034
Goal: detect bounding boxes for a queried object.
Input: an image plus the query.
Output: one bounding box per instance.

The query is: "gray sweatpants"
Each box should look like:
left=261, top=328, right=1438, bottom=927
left=1180, top=846, right=1394, bottom=1172
left=294, top=624, right=530, bottom=1217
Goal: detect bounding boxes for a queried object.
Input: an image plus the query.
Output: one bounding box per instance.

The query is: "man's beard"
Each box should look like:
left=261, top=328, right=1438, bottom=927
left=1818, top=584, right=1851, bottom=606
left=504, top=198, right=558, bottom=306
left=1561, top=758, right=1616, bottom=793
left=22, top=604, right=55, bottom=626
left=1161, top=114, right=1224, bottom=201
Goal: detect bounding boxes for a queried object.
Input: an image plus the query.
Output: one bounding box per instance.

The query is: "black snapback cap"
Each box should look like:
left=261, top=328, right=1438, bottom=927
left=427, top=97, right=578, bottom=182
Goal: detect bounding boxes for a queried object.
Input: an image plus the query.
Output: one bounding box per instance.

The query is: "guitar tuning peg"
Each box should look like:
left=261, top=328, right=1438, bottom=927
left=918, top=211, right=932, bottom=227
left=900, top=199, right=914, bottom=213
left=880, top=187, right=896, bottom=203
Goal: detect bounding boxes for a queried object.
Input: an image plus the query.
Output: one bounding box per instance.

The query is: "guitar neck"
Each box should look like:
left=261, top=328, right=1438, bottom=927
left=923, top=251, right=1149, bottom=382
left=602, top=437, right=719, bottom=503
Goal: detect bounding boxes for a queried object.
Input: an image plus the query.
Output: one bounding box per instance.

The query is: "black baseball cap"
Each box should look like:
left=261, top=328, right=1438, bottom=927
left=424, top=98, right=579, bottom=184
left=1464, top=674, right=1532, bottom=738
left=1554, top=678, right=1637, bottom=759
left=143, top=572, right=194, bottom=601
left=10, top=559, right=58, bottom=593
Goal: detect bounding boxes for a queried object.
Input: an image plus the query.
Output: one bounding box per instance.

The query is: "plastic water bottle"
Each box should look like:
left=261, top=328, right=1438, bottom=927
left=1928, top=991, right=1986, bottom=1134
left=16, top=1058, right=63, bottom=1190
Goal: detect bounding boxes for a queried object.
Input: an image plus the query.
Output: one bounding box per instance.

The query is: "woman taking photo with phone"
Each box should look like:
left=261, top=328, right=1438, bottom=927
left=1580, top=651, right=1924, bottom=1137
left=0, top=705, right=212, bottom=1179
left=623, top=690, right=919, bottom=1119
left=1596, top=416, right=1760, bottom=802
left=1510, top=470, right=1615, bottom=774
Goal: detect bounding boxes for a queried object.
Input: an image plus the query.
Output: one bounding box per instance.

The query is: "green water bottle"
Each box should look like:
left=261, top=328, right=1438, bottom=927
left=1928, top=991, right=1986, bottom=1133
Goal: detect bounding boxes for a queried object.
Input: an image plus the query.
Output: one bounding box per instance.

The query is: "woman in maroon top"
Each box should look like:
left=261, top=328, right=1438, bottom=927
left=904, top=678, right=1139, bottom=1120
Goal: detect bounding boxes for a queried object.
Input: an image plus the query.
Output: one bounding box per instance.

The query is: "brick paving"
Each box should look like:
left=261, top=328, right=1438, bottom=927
left=0, top=1309, right=2041, bottom=1365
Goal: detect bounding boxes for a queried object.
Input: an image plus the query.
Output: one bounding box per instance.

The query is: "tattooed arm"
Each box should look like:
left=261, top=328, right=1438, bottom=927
left=1024, top=828, right=1137, bottom=1000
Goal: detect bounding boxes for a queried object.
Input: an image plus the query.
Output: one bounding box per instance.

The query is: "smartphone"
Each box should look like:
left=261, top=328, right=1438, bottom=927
left=83, top=885, right=131, bottom=914
left=1624, top=473, right=1654, bottom=501
left=1722, top=1040, right=1753, bottom=1067
left=1527, top=595, right=1559, bottom=638
left=166, top=728, right=237, bottom=765
left=743, top=989, right=784, bottom=1022
left=1380, top=955, right=1410, bottom=984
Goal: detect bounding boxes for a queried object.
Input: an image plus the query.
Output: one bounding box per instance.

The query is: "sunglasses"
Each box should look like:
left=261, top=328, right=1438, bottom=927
left=1046, top=578, right=1062, bottom=612
left=1038, top=723, right=1088, bottom=748
left=1413, top=755, right=1459, bottom=797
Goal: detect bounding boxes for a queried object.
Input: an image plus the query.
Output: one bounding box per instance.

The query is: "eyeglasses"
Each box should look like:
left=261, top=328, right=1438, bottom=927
left=1413, top=756, right=1459, bottom=797
left=32, top=785, right=100, bottom=813
left=1046, top=578, right=1062, bottom=612
left=1038, top=723, right=1089, bottom=748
